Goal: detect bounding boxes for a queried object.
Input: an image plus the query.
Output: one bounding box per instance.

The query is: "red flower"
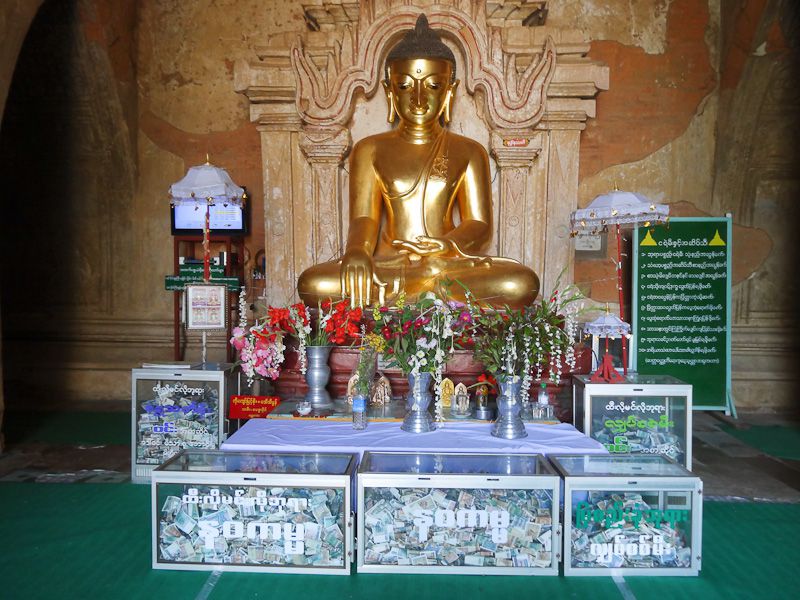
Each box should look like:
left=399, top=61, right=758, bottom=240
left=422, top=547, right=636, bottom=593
left=477, top=373, right=497, bottom=388
left=268, top=306, right=291, bottom=330
left=291, top=302, right=309, bottom=326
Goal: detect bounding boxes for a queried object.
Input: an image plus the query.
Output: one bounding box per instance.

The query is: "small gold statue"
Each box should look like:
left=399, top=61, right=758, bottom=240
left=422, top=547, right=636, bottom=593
left=298, top=15, right=539, bottom=308
left=439, top=377, right=455, bottom=408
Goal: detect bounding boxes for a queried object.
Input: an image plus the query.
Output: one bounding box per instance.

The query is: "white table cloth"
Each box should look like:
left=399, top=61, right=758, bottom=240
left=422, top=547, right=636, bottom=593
left=222, top=419, right=605, bottom=457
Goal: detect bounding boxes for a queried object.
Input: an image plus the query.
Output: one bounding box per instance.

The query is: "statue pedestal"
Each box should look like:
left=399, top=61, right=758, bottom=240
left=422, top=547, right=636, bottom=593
left=274, top=345, right=592, bottom=402
left=275, top=348, right=486, bottom=400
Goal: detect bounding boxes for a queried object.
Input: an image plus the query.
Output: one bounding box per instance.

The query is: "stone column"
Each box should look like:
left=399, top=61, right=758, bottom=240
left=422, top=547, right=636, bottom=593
left=542, top=127, right=581, bottom=295
left=258, top=114, right=302, bottom=305
left=490, top=130, right=544, bottom=279
left=299, top=126, right=352, bottom=266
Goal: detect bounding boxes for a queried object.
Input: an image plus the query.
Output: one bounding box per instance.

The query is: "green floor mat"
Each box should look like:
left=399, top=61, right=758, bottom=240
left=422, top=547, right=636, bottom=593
left=625, top=501, right=800, bottom=599
left=721, top=424, right=800, bottom=460
left=1, top=483, right=799, bottom=600
left=2, top=410, right=130, bottom=446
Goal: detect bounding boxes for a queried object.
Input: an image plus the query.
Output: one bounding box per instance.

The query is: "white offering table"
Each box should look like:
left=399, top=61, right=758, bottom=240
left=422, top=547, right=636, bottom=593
left=222, top=419, right=605, bottom=458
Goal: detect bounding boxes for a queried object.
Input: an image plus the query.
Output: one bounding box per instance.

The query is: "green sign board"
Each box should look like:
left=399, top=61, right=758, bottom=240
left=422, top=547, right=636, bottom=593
left=165, top=275, right=240, bottom=292
left=178, top=263, right=225, bottom=277
left=632, top=217, right=734, bottom=413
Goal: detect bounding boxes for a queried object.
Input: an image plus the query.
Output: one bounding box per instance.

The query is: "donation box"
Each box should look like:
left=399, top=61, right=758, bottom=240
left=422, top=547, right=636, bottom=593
left=357, top=452, right=560, bottom=575
left=151, top=450, right=355, bottom=574
left=551, top=454, right=702, bottom=577
left=572, top=374, right=693, bottom=469
left=132, top=365, right=236, bottom=483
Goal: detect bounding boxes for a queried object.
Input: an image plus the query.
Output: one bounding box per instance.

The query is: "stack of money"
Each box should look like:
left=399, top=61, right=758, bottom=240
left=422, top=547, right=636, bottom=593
left=571, top=491, right=692, bottom=569
left=593, top=416, right=685, bottom=465
left=157, top=484, right=346, bottom=568
left=137, top=386, right=220, bottom=465
left=362, top=486, right=554, bottom=570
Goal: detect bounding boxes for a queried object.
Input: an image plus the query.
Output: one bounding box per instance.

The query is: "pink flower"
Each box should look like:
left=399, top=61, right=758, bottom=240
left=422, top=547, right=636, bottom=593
left=230, top=327, right=247, bottom=351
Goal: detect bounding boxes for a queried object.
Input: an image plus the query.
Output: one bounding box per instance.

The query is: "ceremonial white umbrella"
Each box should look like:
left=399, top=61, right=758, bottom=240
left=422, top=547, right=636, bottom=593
left=169, top=157, right=245, bottom=282
left=571, top=190, right=668, bottom=374
left=169, top=157, right=245, bottom=363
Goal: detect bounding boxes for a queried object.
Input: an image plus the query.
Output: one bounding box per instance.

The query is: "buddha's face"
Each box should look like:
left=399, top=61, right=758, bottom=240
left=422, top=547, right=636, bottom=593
left=386, top=58, right=454, bottom=126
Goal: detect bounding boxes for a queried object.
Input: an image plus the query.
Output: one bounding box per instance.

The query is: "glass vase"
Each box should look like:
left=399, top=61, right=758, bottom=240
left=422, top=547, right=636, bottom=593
left=401, top=371, right=436, bottom=433
left=491, top=376, right=528, bottom=439
left=304, top=345, right=333, bottom=410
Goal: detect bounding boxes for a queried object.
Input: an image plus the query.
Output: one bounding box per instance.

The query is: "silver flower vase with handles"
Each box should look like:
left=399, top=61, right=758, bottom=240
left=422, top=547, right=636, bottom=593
left=304, top=345, right=333, bottom=410
left=491, top=376, right=528, bottom=439
left=401, top=371, right=436, bottom=433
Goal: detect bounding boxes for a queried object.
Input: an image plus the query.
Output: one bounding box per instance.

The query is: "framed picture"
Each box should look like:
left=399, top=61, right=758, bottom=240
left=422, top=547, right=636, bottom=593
left=186, top=284, right=227, bottom=330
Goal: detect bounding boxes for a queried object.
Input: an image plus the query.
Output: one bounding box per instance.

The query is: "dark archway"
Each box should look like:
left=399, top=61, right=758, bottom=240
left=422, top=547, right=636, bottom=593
left=0, top=0, right=136, bottom=449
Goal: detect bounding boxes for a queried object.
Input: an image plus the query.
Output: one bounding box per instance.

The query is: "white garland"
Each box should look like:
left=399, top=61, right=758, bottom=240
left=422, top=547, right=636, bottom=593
left=521, top=333, right=533, bottom=408
left=288, top=305, right=310, bottom=375
left=237, top=286, right=248, bottom=329
left=564, top=310, right=578, bottom=372
left=406, top=299, right=455, bottom=423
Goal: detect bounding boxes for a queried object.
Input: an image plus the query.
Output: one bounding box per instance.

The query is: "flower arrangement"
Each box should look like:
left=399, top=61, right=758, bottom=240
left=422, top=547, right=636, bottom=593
left=317, top=299, right=363, bottom=346
left=371, top=292, right=472, bottom=421
left=230, top=288, right=286, bottom=385
left=353, top=345, right=377, bottom=398
left=232, top=294, right=364, bottom=378
left=266, top=302, right=310, bottom=373
left=527, top=280, right=583, bottom=384
left=468, top=276, right=583, bottom=402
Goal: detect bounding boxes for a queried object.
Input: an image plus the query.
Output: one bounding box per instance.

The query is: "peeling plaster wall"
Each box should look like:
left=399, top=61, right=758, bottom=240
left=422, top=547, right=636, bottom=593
left=0, top=0, right=797, bottom=412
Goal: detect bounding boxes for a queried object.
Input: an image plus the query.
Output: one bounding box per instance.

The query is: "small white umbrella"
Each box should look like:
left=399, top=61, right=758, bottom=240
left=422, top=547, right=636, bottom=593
left=584, top=312, right=632, bottom=339
left=584, top=311, right=631, bottom=383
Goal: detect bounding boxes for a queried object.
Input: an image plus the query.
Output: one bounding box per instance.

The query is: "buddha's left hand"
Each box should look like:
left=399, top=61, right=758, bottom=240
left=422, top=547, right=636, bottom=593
left=391, top=236, right=451, bottom=257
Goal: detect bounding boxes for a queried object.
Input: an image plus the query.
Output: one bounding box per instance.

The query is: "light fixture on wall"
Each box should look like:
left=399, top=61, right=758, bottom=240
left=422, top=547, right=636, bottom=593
left=570, top=189, right=668, bottom=374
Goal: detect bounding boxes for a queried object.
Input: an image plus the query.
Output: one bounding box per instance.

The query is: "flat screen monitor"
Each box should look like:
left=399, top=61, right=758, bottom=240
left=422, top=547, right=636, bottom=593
left=171, top=202, right=248, bottom=236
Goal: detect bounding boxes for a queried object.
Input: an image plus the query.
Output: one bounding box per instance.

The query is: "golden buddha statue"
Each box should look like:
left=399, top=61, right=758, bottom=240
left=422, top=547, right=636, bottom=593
left=298, top=15, right=539, bottom=308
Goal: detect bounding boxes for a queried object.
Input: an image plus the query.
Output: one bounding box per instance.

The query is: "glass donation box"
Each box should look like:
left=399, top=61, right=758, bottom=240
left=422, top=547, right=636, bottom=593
left=131, top=365, right=236, bottom=483
left=151, top=450, right=356, bottom=574
left=357, top=452, right=561, bottom=575
left=572, top=374, right=693, bottom=469
left=551, top=454, right=702, bottom=577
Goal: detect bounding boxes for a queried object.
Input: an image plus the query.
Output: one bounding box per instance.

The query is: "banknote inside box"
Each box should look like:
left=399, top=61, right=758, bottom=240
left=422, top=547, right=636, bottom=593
left=573, top=374, right=693, bottom=469
left=362, top=486, right=554, bottom=569
left=152, top=450, right=355, bottom=574
left=570, top=489, right=695, bottom=570
left=357, top=452, right=560, bottom=575
left=156, top=483, right=346, bottom=568
left=552, top=454, right=703, bottom=577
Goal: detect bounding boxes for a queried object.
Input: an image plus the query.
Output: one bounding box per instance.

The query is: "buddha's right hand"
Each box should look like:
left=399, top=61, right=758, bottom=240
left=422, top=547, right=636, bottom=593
left=340, top=248, right=373, bottom=307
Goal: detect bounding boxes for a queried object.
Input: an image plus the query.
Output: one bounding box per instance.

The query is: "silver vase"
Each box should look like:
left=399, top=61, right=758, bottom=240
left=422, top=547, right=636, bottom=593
left=401, top=372, right=436, bottom=433
left=491, top=377, right=528, bottom=439
left=304, top=345, right=333, bottom=410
